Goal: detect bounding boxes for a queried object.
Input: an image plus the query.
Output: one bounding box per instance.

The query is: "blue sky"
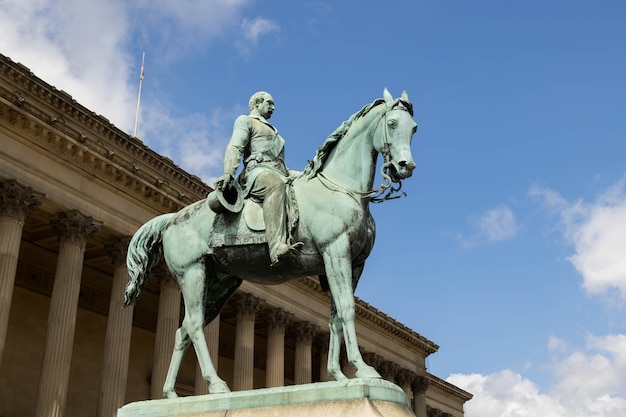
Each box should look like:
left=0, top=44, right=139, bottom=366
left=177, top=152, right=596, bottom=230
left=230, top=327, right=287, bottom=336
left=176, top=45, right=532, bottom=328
left=2, top=1, right=625, bottom=415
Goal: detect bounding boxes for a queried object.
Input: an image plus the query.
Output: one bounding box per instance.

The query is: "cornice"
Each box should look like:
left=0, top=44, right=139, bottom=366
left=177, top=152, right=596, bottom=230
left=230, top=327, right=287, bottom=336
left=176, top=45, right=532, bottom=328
left=296, top=277, right=439, bottom=356
left=0, top=53, right=211, bottom=212
left=426, top=372, right=473, bottom=402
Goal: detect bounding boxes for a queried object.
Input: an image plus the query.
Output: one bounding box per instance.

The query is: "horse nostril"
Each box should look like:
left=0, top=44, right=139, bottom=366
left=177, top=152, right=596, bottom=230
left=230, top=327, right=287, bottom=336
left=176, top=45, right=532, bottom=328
left=399, top=160, right=416, bottom=170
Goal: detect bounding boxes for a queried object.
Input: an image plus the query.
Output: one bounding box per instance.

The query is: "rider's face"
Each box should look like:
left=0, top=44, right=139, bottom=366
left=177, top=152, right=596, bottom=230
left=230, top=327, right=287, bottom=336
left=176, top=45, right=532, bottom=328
left=256, top=95, right=274, bottom=119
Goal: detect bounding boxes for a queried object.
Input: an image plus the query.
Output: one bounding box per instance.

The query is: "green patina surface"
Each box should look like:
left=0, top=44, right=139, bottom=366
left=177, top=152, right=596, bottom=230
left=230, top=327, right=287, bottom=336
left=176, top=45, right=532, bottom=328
left=123, top=90, right=418, bottom=398
left=118, top=379, right=408, bottom=417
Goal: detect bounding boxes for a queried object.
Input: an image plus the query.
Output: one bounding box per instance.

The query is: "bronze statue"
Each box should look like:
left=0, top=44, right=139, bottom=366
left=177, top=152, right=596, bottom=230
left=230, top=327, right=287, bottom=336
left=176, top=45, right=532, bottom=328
left=124, top=89, right=418, bottom=398
left=214, top=91, right=303, bottom=266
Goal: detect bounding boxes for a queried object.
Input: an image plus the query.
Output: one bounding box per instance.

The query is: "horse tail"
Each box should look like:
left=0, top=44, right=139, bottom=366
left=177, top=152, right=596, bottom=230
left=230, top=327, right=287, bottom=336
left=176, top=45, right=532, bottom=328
left=124, top=213, right=174, bottom=307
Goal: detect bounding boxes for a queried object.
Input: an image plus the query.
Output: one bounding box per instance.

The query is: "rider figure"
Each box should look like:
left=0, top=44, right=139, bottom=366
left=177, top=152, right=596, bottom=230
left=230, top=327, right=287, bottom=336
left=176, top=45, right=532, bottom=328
left=215, top=91, right=303, bottom=266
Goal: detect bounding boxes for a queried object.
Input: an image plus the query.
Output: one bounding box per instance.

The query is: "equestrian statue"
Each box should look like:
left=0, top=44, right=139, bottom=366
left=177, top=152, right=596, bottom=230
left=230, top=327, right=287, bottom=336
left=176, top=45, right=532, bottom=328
left=123, top=88, right=418, bottom=398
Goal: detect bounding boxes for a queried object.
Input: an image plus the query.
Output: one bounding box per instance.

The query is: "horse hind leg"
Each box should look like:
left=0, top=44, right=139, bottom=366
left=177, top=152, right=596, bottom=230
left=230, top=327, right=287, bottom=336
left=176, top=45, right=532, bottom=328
left=163, top=326, right=191, bottom=398
left=180, top=262, right=242, bottom=394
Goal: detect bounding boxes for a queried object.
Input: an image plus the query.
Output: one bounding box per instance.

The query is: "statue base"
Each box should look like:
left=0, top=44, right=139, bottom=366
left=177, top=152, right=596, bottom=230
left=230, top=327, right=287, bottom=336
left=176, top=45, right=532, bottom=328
left=117, top=379, right=413, bottom=417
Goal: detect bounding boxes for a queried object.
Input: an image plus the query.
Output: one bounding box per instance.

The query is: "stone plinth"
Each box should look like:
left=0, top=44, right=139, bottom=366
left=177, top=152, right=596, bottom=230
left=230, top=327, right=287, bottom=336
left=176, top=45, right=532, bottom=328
left=118, top=379, right=412, bottom=417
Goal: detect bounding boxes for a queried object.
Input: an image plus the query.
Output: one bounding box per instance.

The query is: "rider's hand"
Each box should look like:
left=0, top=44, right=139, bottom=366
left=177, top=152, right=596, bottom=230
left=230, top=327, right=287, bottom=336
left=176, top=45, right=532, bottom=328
left=214, top=174, right=233, bottom=191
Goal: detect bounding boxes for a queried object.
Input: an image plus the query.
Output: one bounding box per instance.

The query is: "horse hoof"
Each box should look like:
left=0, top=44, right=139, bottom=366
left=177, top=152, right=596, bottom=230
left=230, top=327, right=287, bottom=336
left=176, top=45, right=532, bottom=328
left=329, top=370, right=348, bottom=381
left=209, top=381, right=231, bottom=394
left=356, top=366, right=382, bottom=379
left=163, top=390, right=178, bottom=399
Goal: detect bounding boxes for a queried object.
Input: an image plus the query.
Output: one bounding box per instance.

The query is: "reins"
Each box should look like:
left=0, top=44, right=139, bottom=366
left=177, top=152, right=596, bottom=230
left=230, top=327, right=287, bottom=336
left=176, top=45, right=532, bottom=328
left=317, top=101, right=409, bottom=203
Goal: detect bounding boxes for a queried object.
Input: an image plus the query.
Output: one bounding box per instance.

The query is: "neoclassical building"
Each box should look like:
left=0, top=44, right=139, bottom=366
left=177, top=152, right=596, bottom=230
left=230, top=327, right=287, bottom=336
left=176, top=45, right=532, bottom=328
left=0, top=53, right=471, bottom=417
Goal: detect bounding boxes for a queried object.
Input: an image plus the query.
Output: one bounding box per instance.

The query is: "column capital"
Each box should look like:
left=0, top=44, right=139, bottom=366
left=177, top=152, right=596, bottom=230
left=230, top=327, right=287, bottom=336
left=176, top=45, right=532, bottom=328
left=105, top=236, right=131, bottom=268
left=291, top=321, right=319, bottom=345
left=380, top=360, right=399, bottom=382
left=363, top=352, right=385, bottom=368
left=231, top=293, right=263, bottom=320
left=50, top=209, right=101, bottom=247
left=412, top=375, right=430, bottom=393
left=396, top=368, right=416, bottom=387
left=0, top=179, right=44, bottom=221
left=263, top=308, right=292, bottom=334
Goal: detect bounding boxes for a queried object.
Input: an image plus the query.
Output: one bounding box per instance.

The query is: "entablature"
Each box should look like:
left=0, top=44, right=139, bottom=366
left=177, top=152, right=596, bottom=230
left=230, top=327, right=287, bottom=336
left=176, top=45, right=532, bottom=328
left=0, top=54, right=211, bottom=215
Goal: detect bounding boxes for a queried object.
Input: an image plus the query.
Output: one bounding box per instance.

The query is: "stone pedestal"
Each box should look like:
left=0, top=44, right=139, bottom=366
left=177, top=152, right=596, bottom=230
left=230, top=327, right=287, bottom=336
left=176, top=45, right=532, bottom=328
left=118, top=379, right=412, bottom=417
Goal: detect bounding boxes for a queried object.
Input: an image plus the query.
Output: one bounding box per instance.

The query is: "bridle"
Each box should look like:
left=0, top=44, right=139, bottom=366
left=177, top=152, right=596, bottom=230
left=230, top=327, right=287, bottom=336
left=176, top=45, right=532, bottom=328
left=317, top=100, right=413, bottom=203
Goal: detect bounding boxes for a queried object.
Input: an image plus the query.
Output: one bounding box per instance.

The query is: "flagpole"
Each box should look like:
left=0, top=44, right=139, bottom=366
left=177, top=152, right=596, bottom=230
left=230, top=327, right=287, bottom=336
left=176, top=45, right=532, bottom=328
left=133, top=52, right=145, bottom=137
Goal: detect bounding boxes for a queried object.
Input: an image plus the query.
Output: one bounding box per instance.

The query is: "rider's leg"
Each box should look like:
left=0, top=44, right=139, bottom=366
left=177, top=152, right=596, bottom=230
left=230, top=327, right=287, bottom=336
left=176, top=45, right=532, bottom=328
left=249, top=171, right=301, bottom=264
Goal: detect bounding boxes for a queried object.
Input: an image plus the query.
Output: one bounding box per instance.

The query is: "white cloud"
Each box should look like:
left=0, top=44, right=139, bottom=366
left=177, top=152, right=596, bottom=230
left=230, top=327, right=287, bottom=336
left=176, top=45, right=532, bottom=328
left=1, top=0, right=264, bottom=181
left=140, top=101, right=243, bottom=184
left=235, top=17, right=280, bottom=55
left=0, top=0, right=135, bottom=130
left=547, top=335, right=568, bottom=352
left=448, top=370, right=566, bottom=417
left=458, top=205, right=519, bottom=248
left=475, top=205, right=519, bottom=242
left=552, top=334, right=626, bottom=401
left=448, top=334, right=626, bottom=417
left=241, top=17, right=280, bottom=43
left=130, top=0, right=253, bottom=60
left=530, top=177, right=626, bottom=301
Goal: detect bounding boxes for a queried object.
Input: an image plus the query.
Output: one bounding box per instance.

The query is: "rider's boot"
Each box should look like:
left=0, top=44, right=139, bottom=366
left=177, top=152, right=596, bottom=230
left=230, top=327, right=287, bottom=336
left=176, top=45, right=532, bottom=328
left=270, top=241, right=303, bottom=266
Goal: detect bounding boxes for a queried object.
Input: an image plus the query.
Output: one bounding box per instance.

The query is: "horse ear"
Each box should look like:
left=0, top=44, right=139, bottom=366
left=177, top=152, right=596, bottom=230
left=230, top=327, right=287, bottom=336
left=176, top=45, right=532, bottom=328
left=401, top=90, right=410, bottom=103
left=383, top=88, right=393, bottom=108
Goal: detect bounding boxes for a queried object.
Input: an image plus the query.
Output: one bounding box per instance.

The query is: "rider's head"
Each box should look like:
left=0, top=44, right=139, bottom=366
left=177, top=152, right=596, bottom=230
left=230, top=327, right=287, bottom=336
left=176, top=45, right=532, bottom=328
left=249, top=91, right=274, bottom=119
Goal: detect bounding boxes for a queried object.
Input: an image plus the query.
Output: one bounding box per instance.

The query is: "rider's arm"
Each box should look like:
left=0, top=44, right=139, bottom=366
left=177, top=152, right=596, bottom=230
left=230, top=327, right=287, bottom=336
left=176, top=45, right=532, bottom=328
left=223, top=115, right=251, bottom=178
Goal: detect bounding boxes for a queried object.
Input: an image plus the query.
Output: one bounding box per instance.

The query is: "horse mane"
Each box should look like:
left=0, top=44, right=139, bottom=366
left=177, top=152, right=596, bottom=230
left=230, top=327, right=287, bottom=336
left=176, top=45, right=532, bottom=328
left=303, top=98, right=385, bottom=179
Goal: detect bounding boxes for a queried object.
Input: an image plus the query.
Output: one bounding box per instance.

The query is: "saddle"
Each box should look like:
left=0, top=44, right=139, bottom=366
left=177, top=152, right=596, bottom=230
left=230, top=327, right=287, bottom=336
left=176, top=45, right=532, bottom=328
left=207, top=186, right=299, bottom=249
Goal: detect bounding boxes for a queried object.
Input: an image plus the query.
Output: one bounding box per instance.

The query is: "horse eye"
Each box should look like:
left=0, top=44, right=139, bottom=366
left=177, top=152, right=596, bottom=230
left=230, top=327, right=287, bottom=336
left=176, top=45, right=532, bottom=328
left=387, top=119, right=397, bottom=129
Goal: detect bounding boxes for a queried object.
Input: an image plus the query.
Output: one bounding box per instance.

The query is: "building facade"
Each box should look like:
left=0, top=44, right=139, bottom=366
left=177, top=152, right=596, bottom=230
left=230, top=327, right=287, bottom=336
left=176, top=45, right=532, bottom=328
left=0, top=53, right=471, bottom=417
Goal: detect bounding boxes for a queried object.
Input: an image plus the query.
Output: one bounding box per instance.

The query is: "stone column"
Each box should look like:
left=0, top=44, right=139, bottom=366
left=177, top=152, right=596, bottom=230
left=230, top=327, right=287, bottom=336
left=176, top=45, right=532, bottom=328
left=314, top=333, right=330, bottom=382
left=194, top=315, right=220, bottom=395
left=231, top=293, right=262, bottom=391
left=0, top=179, right=43, bottom=364
left=293, top=321, right=318, bottom=385
left=150, top=267, right=181, bottom=399
left=412, top=375, right=430, bottom=417
left=396, top=369, right=416, bottom=405
left=97, top=237, right=133, bottom=417
left=263, top=308, right=291, bottom=388
left=34, top=210, right=101, bottom=417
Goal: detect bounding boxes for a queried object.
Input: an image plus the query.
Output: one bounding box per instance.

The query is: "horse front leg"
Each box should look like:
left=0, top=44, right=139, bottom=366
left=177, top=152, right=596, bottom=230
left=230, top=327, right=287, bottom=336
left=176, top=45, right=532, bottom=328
left=327, top=299, right=347, bottom=381
left=322, top=242, right=382, bottom=380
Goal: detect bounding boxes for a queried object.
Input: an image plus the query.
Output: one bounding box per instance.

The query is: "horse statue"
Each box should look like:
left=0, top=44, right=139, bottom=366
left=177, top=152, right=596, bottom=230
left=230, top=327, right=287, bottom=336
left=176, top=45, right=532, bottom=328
left=124, top=88, right=418, bottom=398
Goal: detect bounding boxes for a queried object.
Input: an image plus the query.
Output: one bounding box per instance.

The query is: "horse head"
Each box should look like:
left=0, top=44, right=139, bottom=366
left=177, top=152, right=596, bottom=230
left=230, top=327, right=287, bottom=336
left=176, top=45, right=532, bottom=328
left=376, top=88, right=417, bottom=182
